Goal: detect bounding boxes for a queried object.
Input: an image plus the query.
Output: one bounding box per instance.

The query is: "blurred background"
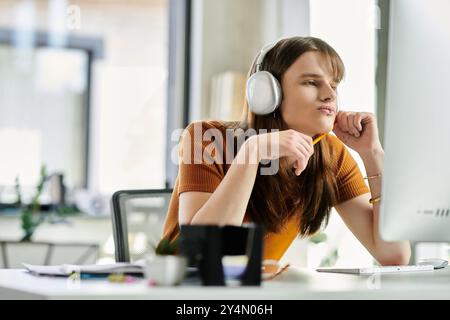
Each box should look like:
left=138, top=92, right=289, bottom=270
left=0, top=0, right=448, bottom=268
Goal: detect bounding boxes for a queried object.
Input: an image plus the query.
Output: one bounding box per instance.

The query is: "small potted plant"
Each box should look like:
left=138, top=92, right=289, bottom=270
left=15, top=165, right=80, bottom=242
left=15, top=165, right=48, bottom=242
left=144, top=237, right=187, bottom=286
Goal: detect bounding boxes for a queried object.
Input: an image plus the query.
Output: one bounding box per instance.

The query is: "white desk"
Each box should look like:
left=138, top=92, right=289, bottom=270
left=1, top=267, right=450, bottom=300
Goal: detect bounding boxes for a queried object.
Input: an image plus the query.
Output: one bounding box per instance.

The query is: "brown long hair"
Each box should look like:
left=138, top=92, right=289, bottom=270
left=231, top=37, right=344, bottom=236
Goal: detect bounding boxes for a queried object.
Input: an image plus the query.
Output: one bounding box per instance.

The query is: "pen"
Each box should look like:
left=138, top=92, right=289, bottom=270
left=313, top=133, right=327, bottom=145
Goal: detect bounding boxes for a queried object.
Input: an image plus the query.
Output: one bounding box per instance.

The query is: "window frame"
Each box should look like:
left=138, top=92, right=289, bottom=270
left=0, top=28, right=103, bottom=189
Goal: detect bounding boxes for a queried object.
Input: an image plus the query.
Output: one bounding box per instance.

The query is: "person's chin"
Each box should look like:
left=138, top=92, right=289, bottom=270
left=289, top=118, right=333, bottom=135
left=314, top=119, right=334, bottom=134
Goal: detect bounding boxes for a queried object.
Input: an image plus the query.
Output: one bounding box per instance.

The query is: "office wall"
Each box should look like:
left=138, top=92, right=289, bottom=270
left=189, top=0, right=311, bottom=121
left=189, top=0, right=264, bottom=121
left=308, top=0, right=377, bottom=267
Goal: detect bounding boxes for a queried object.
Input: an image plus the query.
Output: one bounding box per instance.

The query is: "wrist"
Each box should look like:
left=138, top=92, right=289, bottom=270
left=360, top=146, right=384, bottom=176
left=359, top=144, right=384, bottom=162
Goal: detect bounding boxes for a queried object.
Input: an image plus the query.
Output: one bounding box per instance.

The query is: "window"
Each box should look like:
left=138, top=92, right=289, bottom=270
left=308, top=0, right=377, bottom=267
left=86, top=0, right=169, bottom=194
left=0, top=45, right=89, bottom=194
left=0, top=0, right=169, bottom=201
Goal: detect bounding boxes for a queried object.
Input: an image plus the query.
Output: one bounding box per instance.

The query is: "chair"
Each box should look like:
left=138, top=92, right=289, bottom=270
left=111, top=189, right=173, bottom=263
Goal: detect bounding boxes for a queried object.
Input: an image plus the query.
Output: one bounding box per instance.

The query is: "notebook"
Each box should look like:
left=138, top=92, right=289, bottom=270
left=316, top=264, right=435, bottom=275
left=23, top=260, right=146, bottom=277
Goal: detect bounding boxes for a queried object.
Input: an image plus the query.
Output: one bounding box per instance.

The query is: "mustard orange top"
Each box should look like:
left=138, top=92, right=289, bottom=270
left=162, top=121, right=369, bottom=261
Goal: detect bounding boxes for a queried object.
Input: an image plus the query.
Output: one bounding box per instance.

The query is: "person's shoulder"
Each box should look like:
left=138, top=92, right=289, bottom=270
left=183, top=120, right=242, bottom=140
left=180, top=120, right=239, bottom=167
left=184, top=120, right=238, bottom=133
left=322, top=133, right=349, bottom=168
left=323, top=133, right=346, bottom=151
left=182, top=120, right=241, bottom=150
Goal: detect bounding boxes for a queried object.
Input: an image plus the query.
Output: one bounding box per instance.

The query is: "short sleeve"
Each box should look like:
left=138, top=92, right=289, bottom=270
left=177, top=121, right=227, bottom=196
left=327, top=135, right=370, bottom=205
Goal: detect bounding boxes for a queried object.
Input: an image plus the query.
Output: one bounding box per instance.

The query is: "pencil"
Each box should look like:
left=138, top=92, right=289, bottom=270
left=313, top=133, right=327, bottom=145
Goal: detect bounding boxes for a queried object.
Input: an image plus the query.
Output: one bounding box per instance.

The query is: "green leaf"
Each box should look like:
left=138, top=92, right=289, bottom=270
left=155, top=237, right=179, bottom=255
left=309, top=232, right=327, bottom=244
left=319, top=248, right=339, bottom=267
left=17, top=164, right=48, bottom=241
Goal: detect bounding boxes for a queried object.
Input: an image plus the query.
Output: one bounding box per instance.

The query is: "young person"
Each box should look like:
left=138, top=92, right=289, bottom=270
left=162, top=36, right=410, bottom=266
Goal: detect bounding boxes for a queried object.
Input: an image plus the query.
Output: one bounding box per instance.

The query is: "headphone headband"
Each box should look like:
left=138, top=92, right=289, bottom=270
left=255, top=42, right=278, bottom=72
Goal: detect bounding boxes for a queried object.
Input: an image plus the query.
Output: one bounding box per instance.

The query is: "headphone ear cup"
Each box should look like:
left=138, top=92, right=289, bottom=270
left=246, top=71, right=282, bottom=115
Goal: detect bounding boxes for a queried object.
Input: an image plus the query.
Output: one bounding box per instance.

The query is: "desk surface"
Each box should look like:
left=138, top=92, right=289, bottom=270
left=1, top=267, right=450, bottom=300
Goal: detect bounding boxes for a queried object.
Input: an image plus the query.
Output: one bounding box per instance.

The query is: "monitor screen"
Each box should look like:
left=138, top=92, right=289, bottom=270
left=380, top=0, right=450, bottom=242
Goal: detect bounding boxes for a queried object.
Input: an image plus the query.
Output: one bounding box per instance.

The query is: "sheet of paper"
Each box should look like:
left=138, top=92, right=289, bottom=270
left=23, top=260, right=146, bottom=276
left=23, top=263, right=67, bottom=276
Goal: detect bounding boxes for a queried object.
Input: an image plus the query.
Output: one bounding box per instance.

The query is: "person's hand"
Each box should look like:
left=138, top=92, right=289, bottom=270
left=332, top=111, right=383, bottom=155
left=249, top=129, right=314, bottom=176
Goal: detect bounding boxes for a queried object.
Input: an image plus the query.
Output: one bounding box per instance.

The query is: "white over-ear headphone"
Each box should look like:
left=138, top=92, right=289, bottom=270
left=245, top=42, right=282, bottom=115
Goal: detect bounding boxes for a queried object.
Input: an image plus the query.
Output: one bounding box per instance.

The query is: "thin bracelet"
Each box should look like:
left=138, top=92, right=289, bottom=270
left=369, top=196, right=381, bottom=204
left=364, top=173, right=382, bottom=180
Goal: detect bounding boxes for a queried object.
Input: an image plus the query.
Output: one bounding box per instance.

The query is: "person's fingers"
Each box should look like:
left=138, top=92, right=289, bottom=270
left=337, top=112, right=350, bottom=133
left=347, top=113, right=359, bottom=137
left=332, top=119, right=353, bottom=143
left=354, top=113, right=363, bottom=132
left=296, top=160, right=303, bottom=175
left=290, top=148, right=305, bottom=175
left=286, top=155, right=298, bottom=169
left=284, top=139, right=308, bottom=175
left=294, top=141, right=310, bottom=159
left=296, top=135, right=314, bottom=156
left=303, top=132, right=314, bottom=145
left=296, top=136, right=316, bottom=175
left=295, top=156, right=307, bottom=175
left=285, top=138, right=305, bottom=159
left=280, top=130, right=314, bottom=175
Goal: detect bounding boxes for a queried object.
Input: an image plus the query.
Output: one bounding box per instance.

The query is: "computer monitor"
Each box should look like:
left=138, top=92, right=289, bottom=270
left=379, top=0, right=450, bottom=242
